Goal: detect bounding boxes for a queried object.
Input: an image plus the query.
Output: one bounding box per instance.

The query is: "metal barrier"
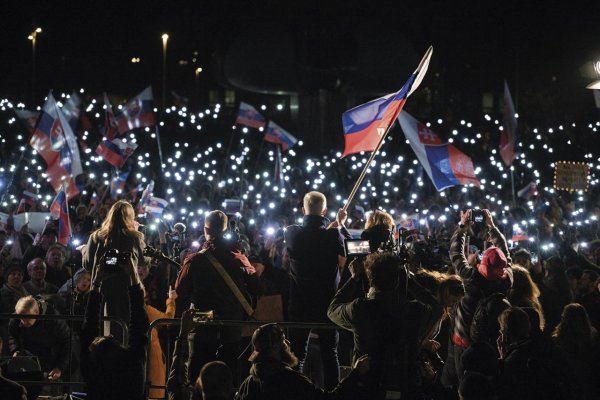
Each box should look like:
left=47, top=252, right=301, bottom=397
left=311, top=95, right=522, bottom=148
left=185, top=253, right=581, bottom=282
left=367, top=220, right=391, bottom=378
left=146, top=318, right=338, bottom=399
left=0, top=313, right=129, bottom=389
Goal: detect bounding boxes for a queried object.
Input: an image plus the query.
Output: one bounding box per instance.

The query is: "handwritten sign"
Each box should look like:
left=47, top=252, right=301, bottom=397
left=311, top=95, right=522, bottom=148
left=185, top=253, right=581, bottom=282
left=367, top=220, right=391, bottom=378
left=554, top=161, right=590, bottom=192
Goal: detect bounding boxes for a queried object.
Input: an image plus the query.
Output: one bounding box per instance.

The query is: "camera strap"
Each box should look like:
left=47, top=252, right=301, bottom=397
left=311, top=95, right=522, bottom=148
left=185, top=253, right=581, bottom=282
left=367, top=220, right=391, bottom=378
left=201, top=249, right=254, bottom=317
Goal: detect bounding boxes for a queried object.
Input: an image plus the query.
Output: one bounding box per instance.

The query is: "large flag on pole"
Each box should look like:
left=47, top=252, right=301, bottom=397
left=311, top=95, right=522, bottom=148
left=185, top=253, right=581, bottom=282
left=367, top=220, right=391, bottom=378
left=264, top=121, right=298, bottom=151
left=50, top=188, right=71, bottom=246
left=62, top=92, right=81, bottom=131
left=110, top=169, right=131, bottom=200
left=235, top=102, right=266, bottom=129
left=115, top=86, right=157, bottom=135
left=16, top=190, right=38, bottom=214
left=29, top=92, right=83, bottom=199
left=341, top=46, right=433, bottom=157
left=145, top=196, right=169, bottom=218
left=399, top=111, right=480, bottom=191
left=500, top=80, right=518, bottom=166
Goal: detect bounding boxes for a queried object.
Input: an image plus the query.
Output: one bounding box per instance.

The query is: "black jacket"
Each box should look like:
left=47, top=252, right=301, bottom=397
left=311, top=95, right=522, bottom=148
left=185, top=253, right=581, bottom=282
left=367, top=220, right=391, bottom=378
left=328, top=277, right=442, bottom=398
left=284, top=215, right=350, bottom=320
left=8, top=301, right=70, bottom=373
left=235, top=360, right=361, bottom=400
left=450, top=226, right=513, bottom=347
left=80, top=284, right=149, bottom=400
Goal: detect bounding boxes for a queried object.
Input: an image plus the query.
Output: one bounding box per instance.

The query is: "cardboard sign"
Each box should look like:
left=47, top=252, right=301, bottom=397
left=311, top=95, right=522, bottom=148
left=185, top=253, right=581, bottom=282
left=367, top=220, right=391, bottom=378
left=554, top=161, right=590, bottom=192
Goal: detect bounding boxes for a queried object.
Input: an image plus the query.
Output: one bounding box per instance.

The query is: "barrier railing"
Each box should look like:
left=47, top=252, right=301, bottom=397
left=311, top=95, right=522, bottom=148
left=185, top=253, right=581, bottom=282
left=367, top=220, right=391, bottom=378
left=146, top=318, right=337, bottom=399
left=0, top=313, right=129, bottom=389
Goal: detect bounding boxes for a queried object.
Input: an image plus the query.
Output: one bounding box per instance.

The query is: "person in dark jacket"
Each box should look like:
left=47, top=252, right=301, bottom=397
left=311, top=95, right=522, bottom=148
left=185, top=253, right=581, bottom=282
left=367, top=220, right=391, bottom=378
left=328, top=252, right=443, bottom=399
left=442, top=209, right=513, bottom=387
left=235, top=323, right=370, bottom=400
left=284, top=191, right=350, bottom=389
left=360, top=210, right=395, bottom=253
left=80, top=252, right=149, bottom=400
left=175, top=210, right=259, bottom=385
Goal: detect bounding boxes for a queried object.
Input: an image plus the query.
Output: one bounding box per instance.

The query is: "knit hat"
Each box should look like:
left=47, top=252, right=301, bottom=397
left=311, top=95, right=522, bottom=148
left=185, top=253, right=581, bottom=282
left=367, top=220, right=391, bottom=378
left=477, top=247, right=508, bottom=280
left=248, top=323, right=285, bottom=362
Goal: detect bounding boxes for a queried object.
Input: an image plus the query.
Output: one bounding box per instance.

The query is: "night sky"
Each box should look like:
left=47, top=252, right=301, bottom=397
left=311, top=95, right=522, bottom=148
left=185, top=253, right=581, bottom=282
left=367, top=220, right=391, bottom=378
left=2, top=1, right=600, bottom=122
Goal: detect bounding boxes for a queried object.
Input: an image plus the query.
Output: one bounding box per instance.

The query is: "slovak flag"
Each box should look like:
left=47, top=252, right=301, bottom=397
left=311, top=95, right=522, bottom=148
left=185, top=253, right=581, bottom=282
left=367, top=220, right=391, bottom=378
left=399, top=111, right=480, bottom=192
left=16, top=190, right=38, bottom=214
left=500, top=80, right=518, bottom=166
left=264, top=121, right=298, bottom=151
left=29, top=92, right=83, bottom=200
left=512, top=224, right=529, bottom=242
left=62, top=92, right=81, bottom=131
left=14, top=109, right=40, bottom=134
left=145, top=196, right=169, bottom=218
left=137, top=180, right=154, bottom=214
left=235, top=102, right=266, bottom=129
left=110, top=169, right=131, bottom=200
left=50, top=188, right=71, bottom=246
left=115, top=86, right=157, bottom=135
left=96, top=138, right=138, bottom=168
left=341, top=46, right=433, bottom=157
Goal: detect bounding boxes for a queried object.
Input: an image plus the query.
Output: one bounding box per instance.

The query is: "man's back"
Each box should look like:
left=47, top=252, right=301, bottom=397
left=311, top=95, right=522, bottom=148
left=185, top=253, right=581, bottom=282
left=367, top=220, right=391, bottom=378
left=285, top=215, right=344, bottom=319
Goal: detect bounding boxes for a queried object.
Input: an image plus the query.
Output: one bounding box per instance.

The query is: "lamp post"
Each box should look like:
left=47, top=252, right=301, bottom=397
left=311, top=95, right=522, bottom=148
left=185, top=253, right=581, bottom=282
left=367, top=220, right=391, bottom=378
left=28, top=27, right=42, bottom=104
left=161, top=33, right=169, bottom=110
left=195, top=67, right=202, bottom=105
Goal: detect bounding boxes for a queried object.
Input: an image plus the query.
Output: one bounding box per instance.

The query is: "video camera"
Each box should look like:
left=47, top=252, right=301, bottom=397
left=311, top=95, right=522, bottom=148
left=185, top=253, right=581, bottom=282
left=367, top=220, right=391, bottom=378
left=344, top=239, right=371, bottom=257
left=103, top=249, right=132, bottom=272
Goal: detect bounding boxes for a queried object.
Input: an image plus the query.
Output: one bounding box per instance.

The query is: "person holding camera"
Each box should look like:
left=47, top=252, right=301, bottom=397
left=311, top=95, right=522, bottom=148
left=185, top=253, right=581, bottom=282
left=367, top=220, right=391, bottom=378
left=442, top=209, right=513, bottom=387
left=82, top=200, right=149, bottom=342
left=80, top=251, right=149, bottom=400
left=327, top=252, right=443, bottom=399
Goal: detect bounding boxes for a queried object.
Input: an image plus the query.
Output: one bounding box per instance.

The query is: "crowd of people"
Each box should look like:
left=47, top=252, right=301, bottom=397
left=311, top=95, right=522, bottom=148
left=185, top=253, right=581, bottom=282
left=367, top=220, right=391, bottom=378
left=0, top=90, right=599, bottom=399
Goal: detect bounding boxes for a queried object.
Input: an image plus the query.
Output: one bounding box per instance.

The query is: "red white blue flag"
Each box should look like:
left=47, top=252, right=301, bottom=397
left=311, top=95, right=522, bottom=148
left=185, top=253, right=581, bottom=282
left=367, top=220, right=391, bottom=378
left=500, top=80, right=518, bottom=166
left=512, top=225, right=529, bottom=242
left=29, top=92, right=83, bottom=199
left=264, top=121, right=297, bottom=151
left=50, top=188, right=71, bottom=246
left=145, top=196, right=169, bottom=218
left=110, top=169, right=131, bottom=199
left=399, top=111, right=480, bottom=192
left=16, top=190, right=38, bottom=214
left=235, top=102, right=266, bottom=129
left=137, top=180, right=154, bottom=214
left=115, top=87, right=157, bottom=135
left=96, top=93, right=138, bottom=167
left=341, top=46, right=432, bottom=157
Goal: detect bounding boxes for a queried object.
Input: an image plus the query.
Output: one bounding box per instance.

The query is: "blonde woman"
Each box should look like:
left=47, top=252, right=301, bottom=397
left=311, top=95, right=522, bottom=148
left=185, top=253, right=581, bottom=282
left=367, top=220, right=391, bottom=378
left=361, top=210, right=395, bottom=252
left=82, top=200, right=149, bottom=340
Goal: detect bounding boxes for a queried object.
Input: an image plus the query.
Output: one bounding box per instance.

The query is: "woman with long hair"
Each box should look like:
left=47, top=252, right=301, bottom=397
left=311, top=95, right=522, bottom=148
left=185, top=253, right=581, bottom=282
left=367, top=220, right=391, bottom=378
left=82, top=200, right=149, bottom=341
left=361, top=210, right=395, bottom=252
left=553, top=303, right=599, bottom=399
left=508, top=265, right=545, bottom=331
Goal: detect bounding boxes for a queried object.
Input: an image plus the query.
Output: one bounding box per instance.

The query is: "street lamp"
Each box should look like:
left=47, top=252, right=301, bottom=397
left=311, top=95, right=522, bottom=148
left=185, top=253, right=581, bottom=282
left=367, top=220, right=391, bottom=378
left=28, top=27, right=42, bottom=103
left=161, top=33, right=169, bottom=110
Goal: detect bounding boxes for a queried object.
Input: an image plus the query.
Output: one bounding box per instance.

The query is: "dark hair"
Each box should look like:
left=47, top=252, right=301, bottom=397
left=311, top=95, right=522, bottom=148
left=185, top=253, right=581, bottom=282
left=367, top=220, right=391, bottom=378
left=582, top=269, right=599, bottom=281
left=196, top=361, right=232, bottom=398
left=512, top=248, right=532, bottom=261
left=364, top=252, right=401, bottom=291
left=498, top=307, right=531, bottom=342
left=459, top=372, right=495, bottom=400
left=565, top=267, right=583, bottom=280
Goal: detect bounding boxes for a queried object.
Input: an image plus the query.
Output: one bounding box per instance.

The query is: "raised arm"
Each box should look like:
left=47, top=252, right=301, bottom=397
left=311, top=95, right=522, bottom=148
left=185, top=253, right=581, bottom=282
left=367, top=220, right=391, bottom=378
left=450, top=210, right=474, bottom=280
left=485, top=210, right=512, bottom=265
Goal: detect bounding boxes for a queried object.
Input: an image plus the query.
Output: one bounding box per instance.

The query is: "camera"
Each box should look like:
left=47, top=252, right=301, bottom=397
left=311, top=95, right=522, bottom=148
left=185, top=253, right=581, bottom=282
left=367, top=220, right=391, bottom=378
left=471, top=209, right=485, bottom=224
left=103, top=249, right=132, bottom=272
left=192, top=310, right=214, bottom=323
left=344, top=239, right=371, bottom=257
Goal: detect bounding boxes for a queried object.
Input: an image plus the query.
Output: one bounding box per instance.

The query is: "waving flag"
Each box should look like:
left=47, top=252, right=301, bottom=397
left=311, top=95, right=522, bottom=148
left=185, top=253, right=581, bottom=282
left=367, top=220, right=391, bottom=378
left=96, top=138, right=138, bottom=168
left=29, top=92, right=83, bottom=199
left=512, top=225, right=529, bottom=242
left=110, top=169, right=131, bottom=199
left=137, top=180, right=154, bottom=214
left=145, top=196, right=169, bottom=218
left=399, top=111, right=480, bottom=192
left=16, top=191, right=38, bottom=214
left=236, top=102, right=266, bottom=129
left=50, top=188, right=71, bottom=246
left=500, top=80, right=518, bottom=166
left=517, top=181, right=538, bottom=200
left=341, top=46, right=433, bottom=157
left=115, top=86, right=156, bottom=135
left=264, top=121, right=297, bottom=151
left=62, top=92, right=81, bottom=130
left=14, top=109, right=40, bottom=134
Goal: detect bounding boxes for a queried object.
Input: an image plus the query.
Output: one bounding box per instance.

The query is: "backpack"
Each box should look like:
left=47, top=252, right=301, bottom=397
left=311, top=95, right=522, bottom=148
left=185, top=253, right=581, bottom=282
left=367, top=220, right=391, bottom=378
left=470, top=292, right=511, bottom=346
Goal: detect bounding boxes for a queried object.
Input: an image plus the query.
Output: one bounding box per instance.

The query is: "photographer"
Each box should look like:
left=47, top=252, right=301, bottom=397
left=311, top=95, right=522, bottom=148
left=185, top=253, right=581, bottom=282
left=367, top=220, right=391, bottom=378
left=82, top=200, right=149, bottom=342
left=443, top=209, right=513, bottom=386
left=327, top=253, right=442, bottom=399
left=80, top=252, right=149, bottom=400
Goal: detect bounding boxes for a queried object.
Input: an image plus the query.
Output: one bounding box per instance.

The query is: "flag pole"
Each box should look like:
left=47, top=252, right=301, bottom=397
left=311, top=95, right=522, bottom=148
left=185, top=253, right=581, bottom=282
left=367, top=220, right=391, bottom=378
left=510, top=167, right=516, bottom=203
left=63, top=183, right=73, bottom=243
left=342, top=124, right=393, bottom=212
left=154, top=125, right=165, bottom=172
left=222, top=126, right=237, bottom=176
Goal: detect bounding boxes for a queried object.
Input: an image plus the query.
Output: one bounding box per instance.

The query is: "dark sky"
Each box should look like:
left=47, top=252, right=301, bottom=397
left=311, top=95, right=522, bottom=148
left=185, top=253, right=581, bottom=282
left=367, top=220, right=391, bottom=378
left=2, top=1, right=600, bottom=109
